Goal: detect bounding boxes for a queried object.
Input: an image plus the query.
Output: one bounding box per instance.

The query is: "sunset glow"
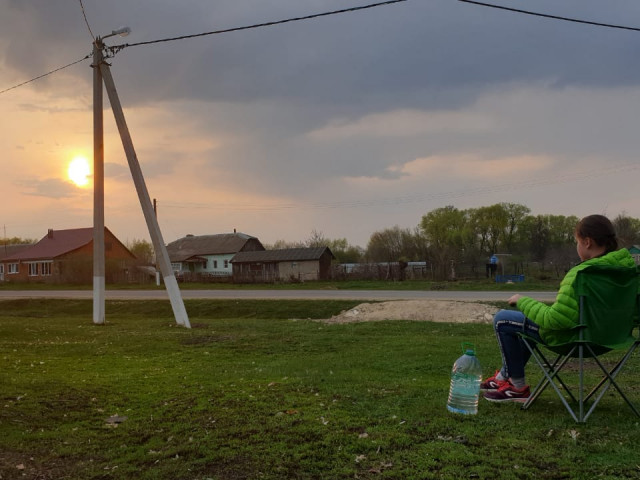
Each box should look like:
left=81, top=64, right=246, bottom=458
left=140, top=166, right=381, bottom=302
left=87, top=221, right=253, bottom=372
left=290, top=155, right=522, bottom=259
left=67, top=156, right=91, bottom=188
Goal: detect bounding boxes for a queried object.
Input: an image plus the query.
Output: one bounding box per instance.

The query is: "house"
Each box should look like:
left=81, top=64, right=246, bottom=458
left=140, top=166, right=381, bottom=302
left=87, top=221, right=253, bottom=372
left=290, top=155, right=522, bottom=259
left=0, top=227, right=136, bottom=284
left=166, top=232, right=265, bottom=281
left=231, top=247, right=335, bottom=283
left=0, top=243, right=34, bottom=282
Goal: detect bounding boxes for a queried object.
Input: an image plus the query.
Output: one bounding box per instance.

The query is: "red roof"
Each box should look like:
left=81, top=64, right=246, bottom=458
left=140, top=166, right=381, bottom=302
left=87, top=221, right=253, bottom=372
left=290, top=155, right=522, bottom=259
left=4, top=228, right=97, bottom=261
left=0, top=244, right=34, bottom=261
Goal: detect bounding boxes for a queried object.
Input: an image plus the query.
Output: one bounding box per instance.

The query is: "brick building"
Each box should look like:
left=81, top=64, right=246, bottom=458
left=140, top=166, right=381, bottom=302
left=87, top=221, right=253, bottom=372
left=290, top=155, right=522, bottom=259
left=0, top=227, right=136, bottom=284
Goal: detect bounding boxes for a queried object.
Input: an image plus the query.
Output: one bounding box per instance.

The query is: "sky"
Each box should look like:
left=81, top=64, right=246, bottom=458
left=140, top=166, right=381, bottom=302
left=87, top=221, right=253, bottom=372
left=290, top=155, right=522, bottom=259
left=2, top=0, right=640, bottom=249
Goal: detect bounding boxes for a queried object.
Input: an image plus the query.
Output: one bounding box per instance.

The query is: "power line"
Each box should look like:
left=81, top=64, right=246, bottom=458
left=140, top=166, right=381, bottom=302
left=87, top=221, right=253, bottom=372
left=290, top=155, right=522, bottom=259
left=4, top=0, right=640, bottom=95
left=107, top=0, right=410, bottom=55
left=78, top=0, right=95, bottom=40
left=0, top=54, right=91, bottom=95
left=458, top=0, right=640, bottom=32
left=1, top=1, right=409, bottom=94
left=107, top=0, right=640, bottom=57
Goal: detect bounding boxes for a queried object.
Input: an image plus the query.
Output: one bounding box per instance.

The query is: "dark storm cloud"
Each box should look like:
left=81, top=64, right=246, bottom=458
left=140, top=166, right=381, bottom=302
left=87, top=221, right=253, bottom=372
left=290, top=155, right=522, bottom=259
left=4, top=1, right=640, bottom=110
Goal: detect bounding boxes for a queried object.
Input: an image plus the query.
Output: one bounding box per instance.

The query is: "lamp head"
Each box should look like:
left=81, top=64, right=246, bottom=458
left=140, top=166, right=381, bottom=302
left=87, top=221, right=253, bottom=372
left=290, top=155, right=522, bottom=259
left=111, top=27, right=131, bottom=37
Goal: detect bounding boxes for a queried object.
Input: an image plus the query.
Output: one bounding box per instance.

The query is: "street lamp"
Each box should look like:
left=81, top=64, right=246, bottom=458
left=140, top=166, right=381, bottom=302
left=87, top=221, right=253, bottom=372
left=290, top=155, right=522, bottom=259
left=105, top=27, right=131, bottom=39
left=92, top=27, right=130, bottom=325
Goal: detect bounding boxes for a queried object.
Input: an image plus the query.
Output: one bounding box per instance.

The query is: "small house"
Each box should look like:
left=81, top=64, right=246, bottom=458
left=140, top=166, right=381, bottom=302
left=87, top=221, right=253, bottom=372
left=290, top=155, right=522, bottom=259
left=166, top=232, right=264, bottom=281
left=231, top=247, right=334, bottom=283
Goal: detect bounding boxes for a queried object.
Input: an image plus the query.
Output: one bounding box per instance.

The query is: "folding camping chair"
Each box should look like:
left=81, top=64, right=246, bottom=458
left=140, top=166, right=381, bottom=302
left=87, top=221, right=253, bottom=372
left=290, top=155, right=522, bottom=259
left=520, top=265, right=640, bottom=423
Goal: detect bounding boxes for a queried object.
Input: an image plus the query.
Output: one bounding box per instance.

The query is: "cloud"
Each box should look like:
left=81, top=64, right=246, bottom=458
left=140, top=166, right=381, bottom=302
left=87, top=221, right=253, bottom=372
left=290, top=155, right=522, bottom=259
left=307, top=109, right=495, bottom=141
left=4, top=0, right=640, bottom=247
left=18, top=177, right=88, bottom=199
left=394, top=153, right=554, bottom=180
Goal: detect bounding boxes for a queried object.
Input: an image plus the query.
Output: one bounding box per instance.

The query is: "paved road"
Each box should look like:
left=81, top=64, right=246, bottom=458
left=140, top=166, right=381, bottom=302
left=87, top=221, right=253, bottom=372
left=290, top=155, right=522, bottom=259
left=0, top=289, right=557, bottom=302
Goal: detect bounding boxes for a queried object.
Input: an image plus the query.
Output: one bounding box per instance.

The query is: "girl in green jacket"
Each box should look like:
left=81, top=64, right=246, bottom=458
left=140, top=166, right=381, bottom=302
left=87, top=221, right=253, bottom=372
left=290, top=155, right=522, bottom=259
left=481, top=214, right=636, bottom=403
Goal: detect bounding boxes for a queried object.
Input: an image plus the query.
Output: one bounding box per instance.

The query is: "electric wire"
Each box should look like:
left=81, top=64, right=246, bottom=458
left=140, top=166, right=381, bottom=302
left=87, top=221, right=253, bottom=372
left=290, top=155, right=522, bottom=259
left=0, top=54, right=92, bottom=95
left=106, top=0, right=409, bottom=56
left=4, top=0, right=640, bottom=95
left=1, top=1, right=408, bottom=94
left=78, top=0, right=96, bottom=40
left=458, top=0, right=640, bottom=32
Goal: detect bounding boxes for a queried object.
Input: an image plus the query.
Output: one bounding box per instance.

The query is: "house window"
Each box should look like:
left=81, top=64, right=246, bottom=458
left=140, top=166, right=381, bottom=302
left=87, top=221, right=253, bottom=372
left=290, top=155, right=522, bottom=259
left=171, top=263, right=181, bottom=272
left=28, top=263, right=38, bottom=276
left=224, top=260, right=229, bottom=269
left=213, top=260, right=218, bottom=268
left=9, top=263, right=18, bottom=274
left=41, top=262, right=52, bottom=276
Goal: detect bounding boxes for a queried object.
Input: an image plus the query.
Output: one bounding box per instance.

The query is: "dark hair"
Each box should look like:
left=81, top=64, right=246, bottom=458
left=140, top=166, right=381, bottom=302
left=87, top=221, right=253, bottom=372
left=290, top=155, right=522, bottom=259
left=575, top=214, right=618, bottom=253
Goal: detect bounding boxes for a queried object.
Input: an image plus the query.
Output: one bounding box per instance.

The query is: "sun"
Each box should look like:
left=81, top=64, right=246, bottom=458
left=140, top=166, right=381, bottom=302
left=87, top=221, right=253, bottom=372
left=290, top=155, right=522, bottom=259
left=68, top=156, right=91, bottom=187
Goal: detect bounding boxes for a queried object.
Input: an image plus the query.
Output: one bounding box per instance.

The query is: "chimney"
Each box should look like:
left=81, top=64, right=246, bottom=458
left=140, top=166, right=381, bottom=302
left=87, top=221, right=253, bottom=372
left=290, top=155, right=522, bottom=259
left=47, top=229, right=54, bottom=239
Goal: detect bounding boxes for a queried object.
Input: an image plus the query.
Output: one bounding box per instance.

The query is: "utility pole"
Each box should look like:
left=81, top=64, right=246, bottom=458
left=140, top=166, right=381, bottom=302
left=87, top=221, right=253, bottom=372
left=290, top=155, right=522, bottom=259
left=92, top=36, right=106, bottom=325
left=92, top=28, right=190, bottom=328
left=153, top=198, right=161, bottom=287
left=99, top=57, right=190, bottom=328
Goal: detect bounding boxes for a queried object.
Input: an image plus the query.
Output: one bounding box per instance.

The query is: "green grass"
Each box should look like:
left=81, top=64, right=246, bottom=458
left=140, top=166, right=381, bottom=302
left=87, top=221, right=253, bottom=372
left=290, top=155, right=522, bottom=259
left=0, top=277, right=560, bottom=291
left=1, top=299, right=639, bottom=479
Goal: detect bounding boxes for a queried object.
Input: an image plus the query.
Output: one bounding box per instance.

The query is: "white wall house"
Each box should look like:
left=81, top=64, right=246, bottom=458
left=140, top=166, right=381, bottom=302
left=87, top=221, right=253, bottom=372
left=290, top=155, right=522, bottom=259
left=166, top=232, right=265, bottom=281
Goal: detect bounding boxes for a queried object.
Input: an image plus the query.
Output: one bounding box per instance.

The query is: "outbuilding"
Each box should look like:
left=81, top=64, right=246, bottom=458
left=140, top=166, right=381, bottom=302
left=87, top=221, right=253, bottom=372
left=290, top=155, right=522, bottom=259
left=231, top=247, right=334, bottom=283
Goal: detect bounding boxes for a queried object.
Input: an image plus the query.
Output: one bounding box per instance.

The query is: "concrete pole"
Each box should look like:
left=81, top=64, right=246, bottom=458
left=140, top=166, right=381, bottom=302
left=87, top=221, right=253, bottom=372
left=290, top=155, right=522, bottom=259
left=99, top=62, right=191, bottom=328
left=154, top=198, right=161, bottom=287
left=92, top=38, right=106, bottom=325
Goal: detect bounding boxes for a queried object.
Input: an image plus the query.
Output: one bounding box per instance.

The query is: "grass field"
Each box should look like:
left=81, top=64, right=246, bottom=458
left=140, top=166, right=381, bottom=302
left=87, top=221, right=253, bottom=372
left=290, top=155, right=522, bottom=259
left=1, top=299, right=639, bottom=480
left=0, top=277, right=560, bottom=292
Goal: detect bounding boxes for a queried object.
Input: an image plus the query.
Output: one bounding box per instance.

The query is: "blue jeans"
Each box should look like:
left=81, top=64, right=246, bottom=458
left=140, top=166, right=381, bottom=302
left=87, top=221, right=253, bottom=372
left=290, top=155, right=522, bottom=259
left=493, top=309, right=543, bottom=380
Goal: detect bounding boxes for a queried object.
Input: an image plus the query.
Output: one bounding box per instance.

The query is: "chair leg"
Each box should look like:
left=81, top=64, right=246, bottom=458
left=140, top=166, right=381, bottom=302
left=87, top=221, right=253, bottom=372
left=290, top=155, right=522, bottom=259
left=583, top=343, right=640, bottom=421
left=585, top=341, right=639, bottom=403
left=525, top=351, right=567, bottom=406
left=522, top=340, right=577, bottom=406
left=578, top=345, right=585, bottom=422
left=522, top=343, right=580, bottom=422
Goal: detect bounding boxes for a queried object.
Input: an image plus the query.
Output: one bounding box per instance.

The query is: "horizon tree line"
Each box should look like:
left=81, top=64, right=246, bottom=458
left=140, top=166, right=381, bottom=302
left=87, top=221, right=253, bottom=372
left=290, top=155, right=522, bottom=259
left=3, top=204, right=640, bottom=279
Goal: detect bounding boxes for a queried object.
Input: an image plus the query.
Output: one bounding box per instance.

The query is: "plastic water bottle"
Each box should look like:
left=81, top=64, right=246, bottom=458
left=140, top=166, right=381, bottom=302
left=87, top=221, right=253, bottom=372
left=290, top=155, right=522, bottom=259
left=447, top=342, right=482, bottom=415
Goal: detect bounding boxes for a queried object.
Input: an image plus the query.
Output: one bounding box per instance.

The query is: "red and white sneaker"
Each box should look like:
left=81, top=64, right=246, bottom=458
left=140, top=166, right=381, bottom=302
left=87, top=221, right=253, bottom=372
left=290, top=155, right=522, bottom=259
left=483, top=379, right=530, bottom=403
left=479, top=370, right=507, bottom=392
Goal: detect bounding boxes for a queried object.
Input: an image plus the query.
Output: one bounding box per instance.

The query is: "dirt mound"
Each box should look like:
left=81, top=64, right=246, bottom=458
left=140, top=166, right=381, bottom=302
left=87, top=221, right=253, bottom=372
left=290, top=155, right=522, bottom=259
left=322, top=300, right=498, bottom=324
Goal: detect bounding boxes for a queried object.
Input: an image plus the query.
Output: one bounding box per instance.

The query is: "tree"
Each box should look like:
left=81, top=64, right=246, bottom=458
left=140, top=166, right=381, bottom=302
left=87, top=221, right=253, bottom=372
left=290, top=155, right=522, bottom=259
left=613, top=213, right=640, bottom=247
left=469, top=204, right=508, bottom=255
left=323, top=237, right=364, bottom=264
left=305, top=229, right=329, bottom=248
left=127, top=238, right=154, bottom=264
left=500, top=203, right=530, bottom=253
left=268, top=231, right=363, bottom=263
left=0, top=236, right=36, bottom=245
left=266, top=239, right=305, bottom=249
left=366, top=226, right=406, bottom=263
left=409, top=226, right=431, bottom=262
left=420, top=206, right=472, bottom=279
left=546, top=215, right=579, bottom=247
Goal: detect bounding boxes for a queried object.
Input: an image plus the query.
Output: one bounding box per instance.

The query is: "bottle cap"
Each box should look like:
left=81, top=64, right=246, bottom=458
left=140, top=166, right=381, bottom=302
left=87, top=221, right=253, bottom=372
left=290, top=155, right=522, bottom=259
left=461, top=341, right=476, bottom=356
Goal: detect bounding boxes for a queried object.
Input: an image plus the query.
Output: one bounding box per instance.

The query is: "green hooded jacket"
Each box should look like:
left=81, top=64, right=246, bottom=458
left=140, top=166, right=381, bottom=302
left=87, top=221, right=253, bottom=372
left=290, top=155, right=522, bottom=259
left=516, top=248, right=636, bottom=345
